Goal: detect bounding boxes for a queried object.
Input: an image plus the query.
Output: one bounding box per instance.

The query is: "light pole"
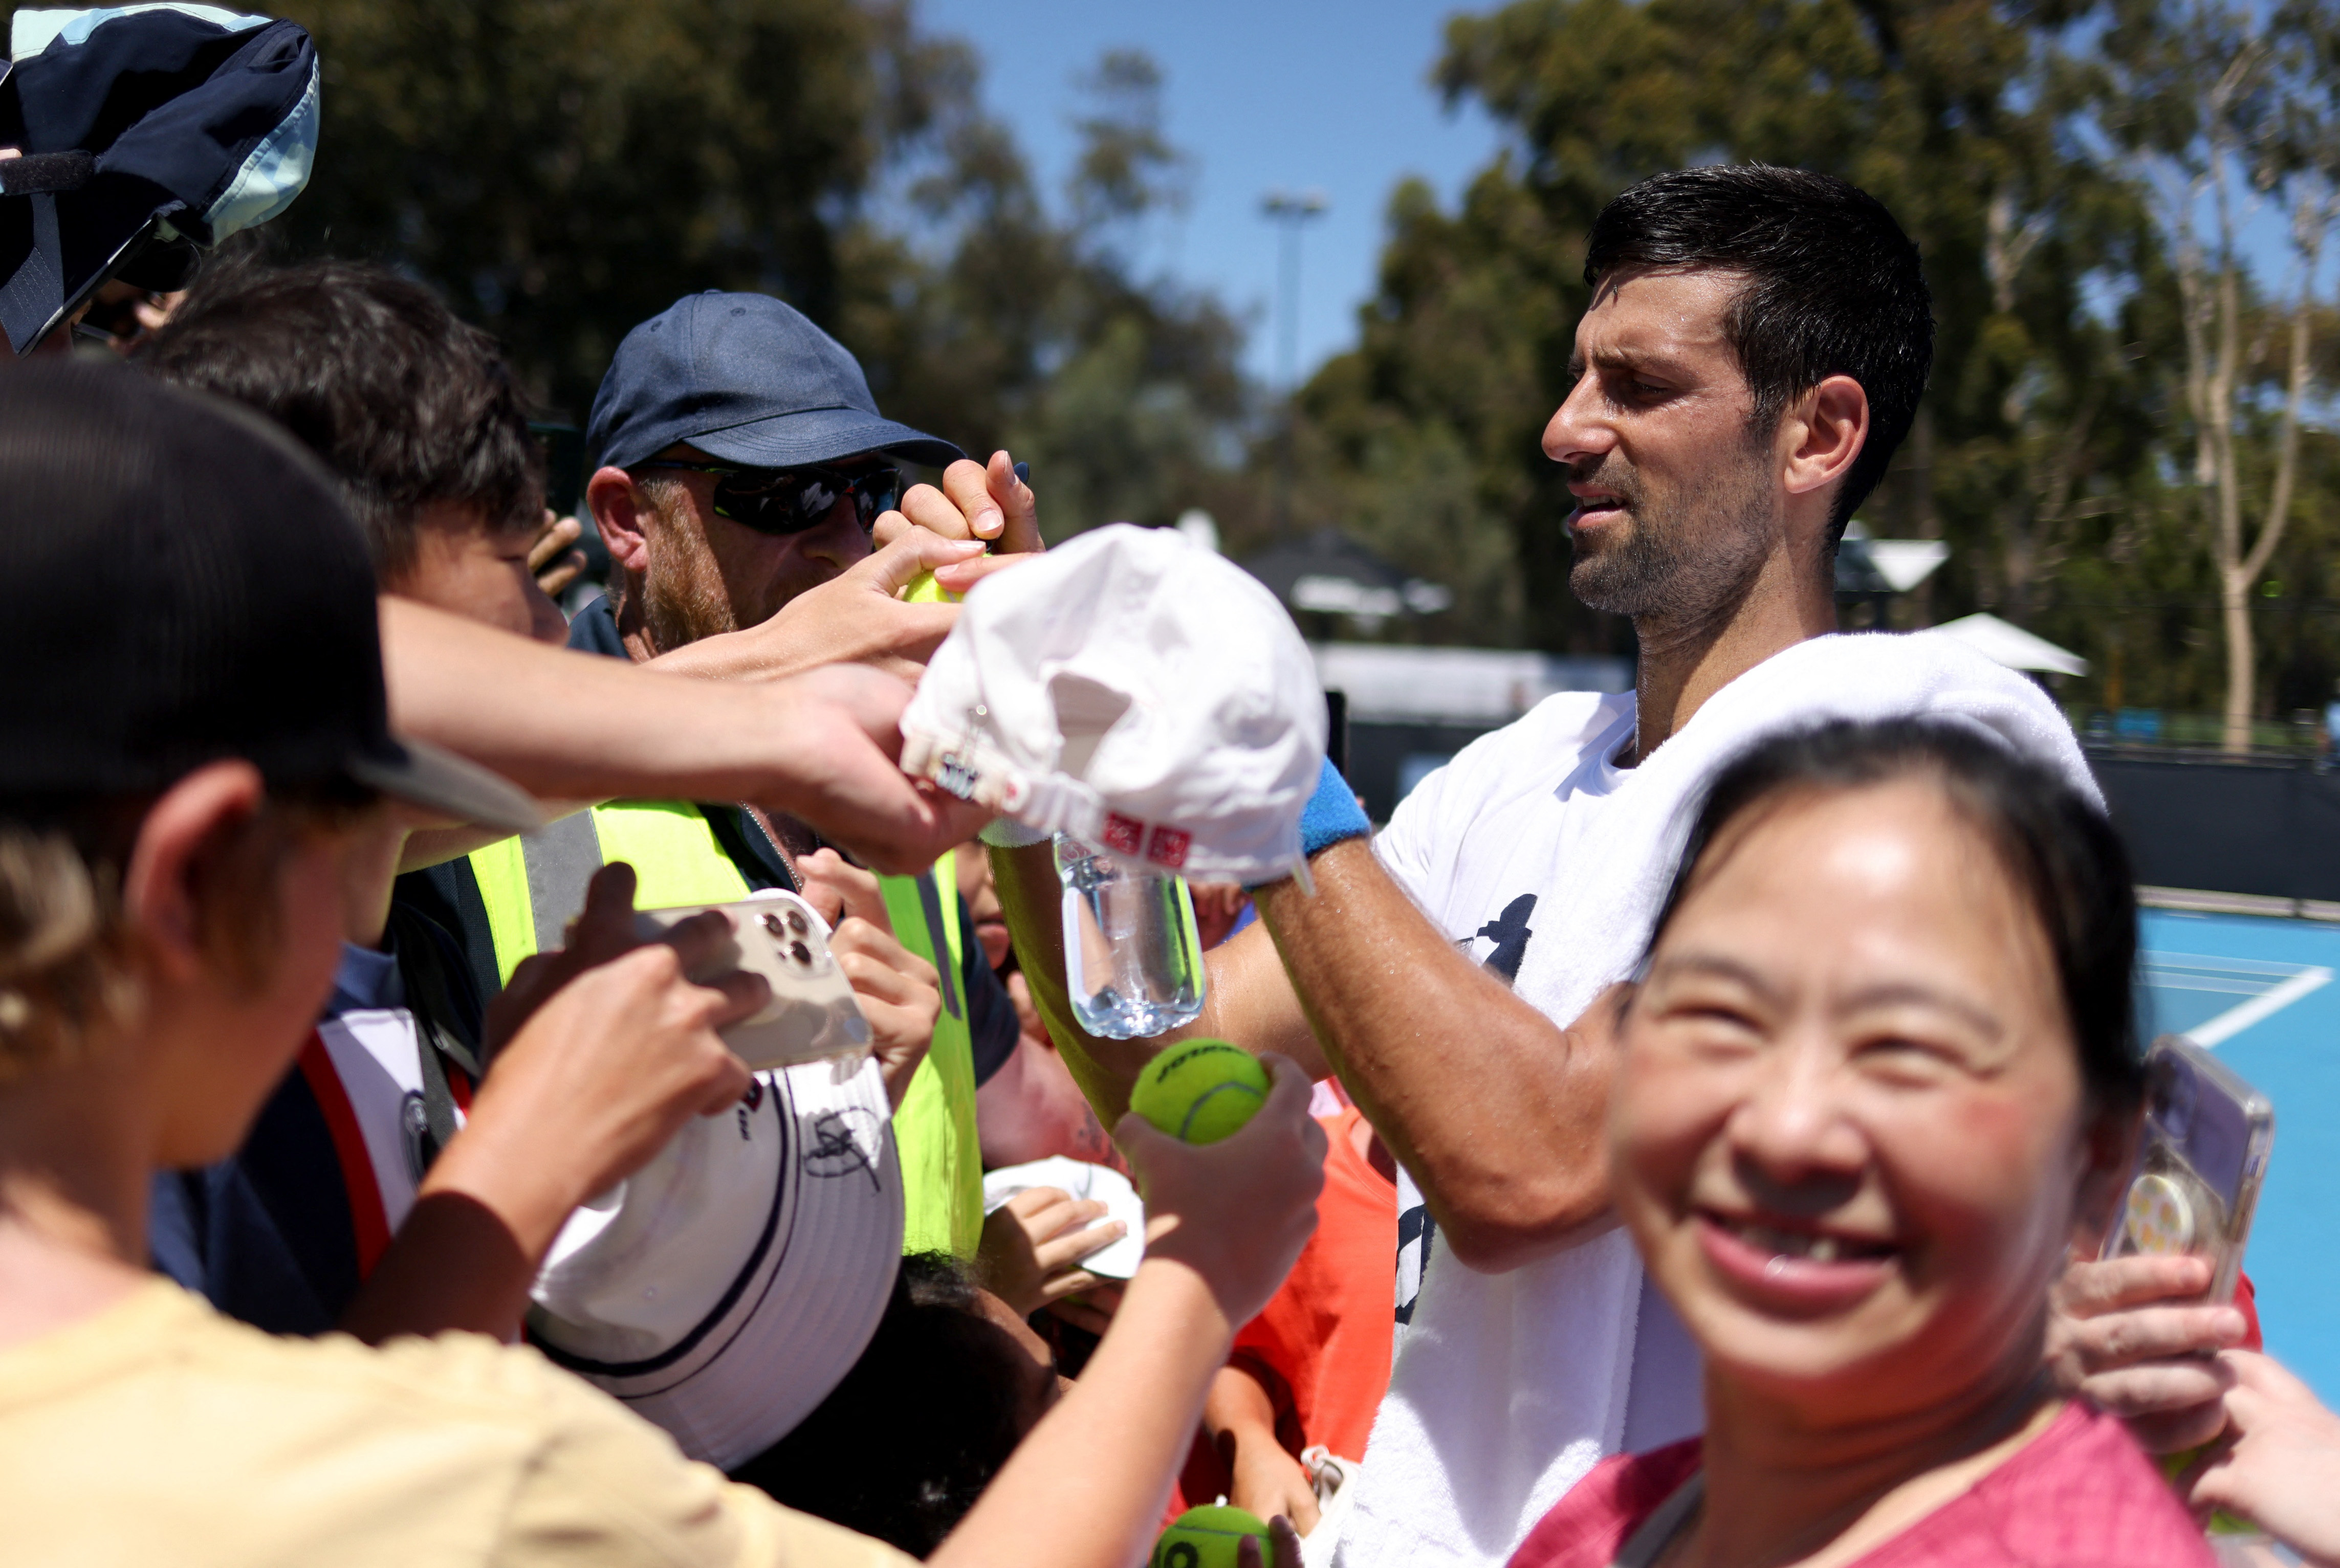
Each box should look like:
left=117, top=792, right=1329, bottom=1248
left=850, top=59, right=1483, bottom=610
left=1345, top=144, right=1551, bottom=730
left=1262, top=187, right=1326, bottom=537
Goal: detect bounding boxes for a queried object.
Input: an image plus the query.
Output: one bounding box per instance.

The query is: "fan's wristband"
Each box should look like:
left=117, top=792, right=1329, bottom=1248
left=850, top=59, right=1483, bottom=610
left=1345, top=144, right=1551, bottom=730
left=979, top=816, right=1053, bottom=849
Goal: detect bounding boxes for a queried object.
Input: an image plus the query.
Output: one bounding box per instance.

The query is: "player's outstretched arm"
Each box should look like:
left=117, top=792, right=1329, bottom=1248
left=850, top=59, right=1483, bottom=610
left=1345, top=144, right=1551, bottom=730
left=991, top=834, right=1616, bottom=1273
left=983, top=842, right=1329, bottom=1123
left=1252, top=838, right=1620, bottom=1272
left=927, top=1056, right=1324, bottom=1568
left=378, top=596, right=986, bottom=876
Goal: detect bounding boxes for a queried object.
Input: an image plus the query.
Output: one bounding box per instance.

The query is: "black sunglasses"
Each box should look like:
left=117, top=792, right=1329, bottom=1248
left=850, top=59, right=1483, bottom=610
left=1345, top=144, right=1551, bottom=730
left=634, top=459, right=904, bottom=537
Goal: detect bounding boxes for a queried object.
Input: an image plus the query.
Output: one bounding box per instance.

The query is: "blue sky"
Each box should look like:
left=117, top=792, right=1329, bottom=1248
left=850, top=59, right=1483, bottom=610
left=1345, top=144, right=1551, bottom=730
left=910, top=0, right=1504, bottom=388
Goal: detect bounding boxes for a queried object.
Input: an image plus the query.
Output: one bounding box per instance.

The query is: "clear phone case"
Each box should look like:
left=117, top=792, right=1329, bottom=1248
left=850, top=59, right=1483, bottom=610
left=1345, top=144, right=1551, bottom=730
left=2101, top=1035, right=2275, bottom=1307
left=633, top=893, right=872, bottom=1075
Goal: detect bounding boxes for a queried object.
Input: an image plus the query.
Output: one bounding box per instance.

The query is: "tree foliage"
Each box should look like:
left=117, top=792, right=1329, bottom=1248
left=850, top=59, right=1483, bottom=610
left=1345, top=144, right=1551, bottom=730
left=181, top=0, right=1252, bottom=536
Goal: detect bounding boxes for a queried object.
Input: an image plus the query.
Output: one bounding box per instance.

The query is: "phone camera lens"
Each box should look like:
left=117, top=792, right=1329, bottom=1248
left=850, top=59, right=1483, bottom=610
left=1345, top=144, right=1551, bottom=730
left=758, top=912, right=787, bottom=939
left=789, top=940, right=813, bottom=966
left=784, top=909, right=810, bottom=937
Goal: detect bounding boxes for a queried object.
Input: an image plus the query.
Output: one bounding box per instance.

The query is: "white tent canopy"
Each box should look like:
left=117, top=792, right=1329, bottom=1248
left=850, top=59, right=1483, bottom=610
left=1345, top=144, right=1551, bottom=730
left=1931, top=612, right=2089, bottom=677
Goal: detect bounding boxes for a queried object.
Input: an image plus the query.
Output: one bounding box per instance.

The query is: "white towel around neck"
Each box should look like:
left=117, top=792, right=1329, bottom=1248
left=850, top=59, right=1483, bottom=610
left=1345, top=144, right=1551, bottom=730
left=1331, top=630, right=2097, bottom=1568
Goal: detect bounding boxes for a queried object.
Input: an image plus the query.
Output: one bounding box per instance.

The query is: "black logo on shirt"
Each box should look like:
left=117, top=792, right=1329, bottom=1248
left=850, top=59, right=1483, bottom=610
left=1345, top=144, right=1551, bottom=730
left=1475, top=893, right=1539, bottom=982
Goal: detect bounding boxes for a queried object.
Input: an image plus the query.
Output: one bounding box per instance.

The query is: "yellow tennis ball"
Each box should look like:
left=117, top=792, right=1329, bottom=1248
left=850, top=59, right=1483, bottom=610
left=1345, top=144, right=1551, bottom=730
left=1151, top=1505, right=1270, bottom=1568
left=1130, top=1040, right=1271, bottom=1145
left=901, top=568, right=961, bottom=604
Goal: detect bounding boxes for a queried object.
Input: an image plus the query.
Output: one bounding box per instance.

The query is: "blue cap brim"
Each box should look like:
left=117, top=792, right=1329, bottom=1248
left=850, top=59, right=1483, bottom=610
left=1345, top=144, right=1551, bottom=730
left=682, top=407, right=965, bottom=472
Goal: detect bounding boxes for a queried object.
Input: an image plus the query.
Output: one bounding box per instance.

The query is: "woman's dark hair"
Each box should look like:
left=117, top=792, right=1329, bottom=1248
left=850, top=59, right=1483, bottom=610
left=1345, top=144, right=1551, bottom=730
left=1584, top=165, right=1933, bottom=541
left=729, top=1253, right=1039, bottom=1558
left=1644, top=718, right=2142, bottom=1112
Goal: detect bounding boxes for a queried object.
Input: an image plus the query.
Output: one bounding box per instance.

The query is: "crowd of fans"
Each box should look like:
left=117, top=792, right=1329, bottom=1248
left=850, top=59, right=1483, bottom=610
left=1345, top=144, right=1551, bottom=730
left=7, top=7, right=2340, bottom=1567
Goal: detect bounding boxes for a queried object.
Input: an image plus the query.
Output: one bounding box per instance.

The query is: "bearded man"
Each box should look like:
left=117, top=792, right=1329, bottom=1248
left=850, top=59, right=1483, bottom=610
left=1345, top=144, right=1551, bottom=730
left=986, top=164, right=2113, bottom=1566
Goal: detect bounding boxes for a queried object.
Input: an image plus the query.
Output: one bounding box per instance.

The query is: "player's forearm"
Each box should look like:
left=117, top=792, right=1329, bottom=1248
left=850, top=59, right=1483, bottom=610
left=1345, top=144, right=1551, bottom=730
left=1257, top=838, right=1614, bottom=1271
left=930, top=1255, right=1235, bottom=1568
left=986, top=844, right=1325, bottom=1126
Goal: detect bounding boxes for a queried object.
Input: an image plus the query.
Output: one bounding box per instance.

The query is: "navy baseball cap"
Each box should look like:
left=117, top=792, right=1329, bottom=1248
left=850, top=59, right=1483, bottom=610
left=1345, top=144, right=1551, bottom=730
left=587, top=292, right=964, bottom=473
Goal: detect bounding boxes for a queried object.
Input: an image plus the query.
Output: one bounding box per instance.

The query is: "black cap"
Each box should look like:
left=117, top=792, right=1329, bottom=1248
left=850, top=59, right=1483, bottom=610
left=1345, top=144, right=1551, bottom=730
left=1, top=7, right=321, bottom=355
left=586, top=292, right=964, bottom=472
left=0, top=361, right=540, bottom=832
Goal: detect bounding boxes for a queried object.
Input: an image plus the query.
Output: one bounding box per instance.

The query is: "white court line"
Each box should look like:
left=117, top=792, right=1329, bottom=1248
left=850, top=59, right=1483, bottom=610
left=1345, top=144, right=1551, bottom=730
left=2184, top=965, right=2334, bottom=1047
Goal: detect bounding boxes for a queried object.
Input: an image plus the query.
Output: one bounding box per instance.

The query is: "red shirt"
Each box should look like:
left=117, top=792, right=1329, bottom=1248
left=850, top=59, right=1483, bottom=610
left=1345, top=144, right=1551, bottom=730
left=1504, top=1401, right=2213, bottom=1568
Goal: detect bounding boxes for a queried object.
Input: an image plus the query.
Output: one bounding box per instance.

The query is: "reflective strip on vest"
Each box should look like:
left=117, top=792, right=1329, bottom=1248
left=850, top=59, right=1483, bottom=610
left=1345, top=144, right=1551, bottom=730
left=880, top=866, right=981, bottom=1258
left=467, top=804, right=980, bottom=1256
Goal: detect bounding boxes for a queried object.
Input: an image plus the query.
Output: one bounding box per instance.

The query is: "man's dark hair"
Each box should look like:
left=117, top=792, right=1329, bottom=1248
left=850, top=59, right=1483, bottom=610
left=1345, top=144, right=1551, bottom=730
left=1646, top=718, right=2141, bottom=1115
left=136, top=260, right=542, bottom=578
left=1584, top=165, right=1933, bottom=539
left=729, top=1254, right=1041, bottom=1557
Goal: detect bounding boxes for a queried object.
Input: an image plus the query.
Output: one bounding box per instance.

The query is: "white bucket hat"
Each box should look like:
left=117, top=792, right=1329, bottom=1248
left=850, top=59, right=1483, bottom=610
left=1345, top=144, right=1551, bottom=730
left=899, top=523, right=1326, bottom=884
left=527, top=1054, right=903, bottom=1471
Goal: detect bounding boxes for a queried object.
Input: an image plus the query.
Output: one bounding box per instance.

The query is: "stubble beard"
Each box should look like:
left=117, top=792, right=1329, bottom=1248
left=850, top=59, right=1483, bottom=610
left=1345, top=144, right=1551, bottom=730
left=1566, top=443, right=1779, bottom=628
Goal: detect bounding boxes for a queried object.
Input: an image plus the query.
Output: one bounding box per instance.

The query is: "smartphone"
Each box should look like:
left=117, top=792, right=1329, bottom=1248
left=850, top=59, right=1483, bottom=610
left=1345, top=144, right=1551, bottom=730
left=2100, top=1035, right=2275, bottom=1307
left=633, top=893, right=871, bottom=1073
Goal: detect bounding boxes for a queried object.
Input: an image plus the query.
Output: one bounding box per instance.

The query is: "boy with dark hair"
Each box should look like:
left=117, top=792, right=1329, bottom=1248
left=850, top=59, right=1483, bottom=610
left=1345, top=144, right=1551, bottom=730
left=141, top=259, right=565, bottom=643
left=0, top=360, right=1325, bottom=1568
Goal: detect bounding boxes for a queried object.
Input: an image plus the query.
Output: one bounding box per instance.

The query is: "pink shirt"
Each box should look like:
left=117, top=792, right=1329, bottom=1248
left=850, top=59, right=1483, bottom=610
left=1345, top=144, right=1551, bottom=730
left=1504, top=1401, right=2214, bottom=1568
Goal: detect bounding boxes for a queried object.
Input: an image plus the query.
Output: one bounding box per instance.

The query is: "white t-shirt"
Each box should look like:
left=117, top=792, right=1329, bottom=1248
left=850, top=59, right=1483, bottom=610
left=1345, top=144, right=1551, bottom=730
left=1332, top=631, right=2098, bottom=1568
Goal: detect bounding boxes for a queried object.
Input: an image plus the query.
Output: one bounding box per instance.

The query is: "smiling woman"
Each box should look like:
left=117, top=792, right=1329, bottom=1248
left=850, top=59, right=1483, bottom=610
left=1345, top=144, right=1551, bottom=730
left=1506, top=719, right=2212, bottom=1568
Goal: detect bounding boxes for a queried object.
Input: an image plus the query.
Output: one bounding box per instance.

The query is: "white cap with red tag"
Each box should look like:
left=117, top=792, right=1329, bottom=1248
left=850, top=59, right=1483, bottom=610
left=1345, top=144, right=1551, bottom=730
left=900, top=522, right=1325, bottom=884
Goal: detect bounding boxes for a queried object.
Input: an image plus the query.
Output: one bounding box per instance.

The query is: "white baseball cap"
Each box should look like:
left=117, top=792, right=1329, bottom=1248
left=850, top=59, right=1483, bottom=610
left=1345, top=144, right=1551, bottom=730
left=526, top=1055, right=903, bottom=1471
left=899, top=523, right=1326, bottom=883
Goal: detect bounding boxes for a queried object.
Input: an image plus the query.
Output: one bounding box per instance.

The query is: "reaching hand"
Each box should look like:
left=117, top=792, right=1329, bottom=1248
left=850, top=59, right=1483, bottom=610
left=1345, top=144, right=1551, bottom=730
left=1230, top=1443, right=1323, bottom=1539
left=828, top=916, right=939, bottom=1109
left=530, top=510, right=588, bottom=598
left=2046, top=1253, right=2248, bottom=1452
left=2179, top=1350, right=2340, bottom=1564
left=449, top=863, right=763, bottom=1234
left=882, top=450, right=1043, bottom=561
left=749, top=526, right=980, bottom=684
left=1114, top=1052, right=1325, bottom=1330
left=750, top=666, right=993, bottom=875
left=979, top=1186, right=1128, bottom=1317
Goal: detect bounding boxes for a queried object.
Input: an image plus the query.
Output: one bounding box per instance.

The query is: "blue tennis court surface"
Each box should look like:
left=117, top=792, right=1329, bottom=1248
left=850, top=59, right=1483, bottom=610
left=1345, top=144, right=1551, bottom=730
left=2140, top=910, right=2340, bottom=1403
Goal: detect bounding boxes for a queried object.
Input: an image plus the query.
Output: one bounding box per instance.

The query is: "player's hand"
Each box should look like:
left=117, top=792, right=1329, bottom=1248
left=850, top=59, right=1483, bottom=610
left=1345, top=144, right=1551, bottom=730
left=2179, top=1350, right=2340, bottom=1562
left=1114, top=1053, right=1324, bottom=1329
left=2046, top=1253, right=2248, bottom=1452
left=978, top=1186, right=1128, bottom=1317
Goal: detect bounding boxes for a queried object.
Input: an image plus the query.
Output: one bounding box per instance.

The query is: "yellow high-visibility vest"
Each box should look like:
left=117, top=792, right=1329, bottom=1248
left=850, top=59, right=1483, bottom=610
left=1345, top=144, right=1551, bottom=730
left=468, top=802, right=981, bottom=1256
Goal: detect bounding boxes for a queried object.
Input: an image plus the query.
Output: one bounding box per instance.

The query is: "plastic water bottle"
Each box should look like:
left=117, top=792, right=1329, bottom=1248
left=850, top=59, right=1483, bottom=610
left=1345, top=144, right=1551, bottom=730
left=1055, top=833, right=1207, bottom=1039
